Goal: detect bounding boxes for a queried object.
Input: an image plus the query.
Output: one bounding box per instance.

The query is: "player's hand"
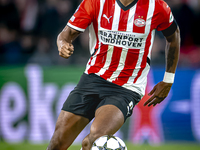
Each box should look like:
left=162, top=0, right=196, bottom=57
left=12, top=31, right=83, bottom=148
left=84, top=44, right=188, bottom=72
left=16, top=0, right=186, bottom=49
left=143, top=81, right=172, bottom=107
left=57, top=40, right=74, bottom=59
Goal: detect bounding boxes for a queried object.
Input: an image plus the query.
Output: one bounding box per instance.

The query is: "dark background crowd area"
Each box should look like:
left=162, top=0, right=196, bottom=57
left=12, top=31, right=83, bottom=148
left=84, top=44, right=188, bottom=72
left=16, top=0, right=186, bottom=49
left=0, top=0, right=200, bottom=68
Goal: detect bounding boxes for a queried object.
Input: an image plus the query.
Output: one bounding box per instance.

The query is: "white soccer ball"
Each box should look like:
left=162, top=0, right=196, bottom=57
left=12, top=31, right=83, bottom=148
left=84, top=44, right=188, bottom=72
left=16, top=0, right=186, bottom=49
left=91, top=135, right=127, bottom=150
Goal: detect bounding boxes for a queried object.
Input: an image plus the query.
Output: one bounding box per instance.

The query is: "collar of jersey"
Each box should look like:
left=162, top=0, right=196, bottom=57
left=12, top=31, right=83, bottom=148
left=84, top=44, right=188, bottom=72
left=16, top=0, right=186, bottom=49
left=116, top=0, right=139, bottom=11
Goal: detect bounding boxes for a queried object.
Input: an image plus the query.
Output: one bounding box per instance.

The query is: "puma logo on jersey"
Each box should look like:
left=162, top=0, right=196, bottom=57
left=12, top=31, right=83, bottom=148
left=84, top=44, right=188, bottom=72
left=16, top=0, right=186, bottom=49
left=103, top=14, right=112, bottom=23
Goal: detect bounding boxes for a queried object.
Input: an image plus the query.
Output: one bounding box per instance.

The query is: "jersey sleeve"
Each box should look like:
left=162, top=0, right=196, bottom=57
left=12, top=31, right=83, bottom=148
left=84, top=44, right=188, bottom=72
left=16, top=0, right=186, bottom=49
left=67, top=0, right=94, bottom=32
left=156, top=0, right=175, bottom=32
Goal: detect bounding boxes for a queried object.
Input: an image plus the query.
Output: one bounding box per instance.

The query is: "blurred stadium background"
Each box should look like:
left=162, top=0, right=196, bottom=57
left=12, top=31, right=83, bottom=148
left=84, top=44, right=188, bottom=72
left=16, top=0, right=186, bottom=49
left=0, top=0, right=200, bottom=149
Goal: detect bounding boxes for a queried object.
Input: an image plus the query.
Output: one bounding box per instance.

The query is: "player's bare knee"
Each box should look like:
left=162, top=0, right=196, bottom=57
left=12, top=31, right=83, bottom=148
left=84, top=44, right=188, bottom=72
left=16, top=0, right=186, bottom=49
left=90, top=124, right=109, bottom=139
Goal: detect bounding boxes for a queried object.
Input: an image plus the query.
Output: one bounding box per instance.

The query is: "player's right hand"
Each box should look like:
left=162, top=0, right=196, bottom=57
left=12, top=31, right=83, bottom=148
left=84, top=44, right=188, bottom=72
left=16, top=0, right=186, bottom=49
left=57, top=40, right=74, bottom=59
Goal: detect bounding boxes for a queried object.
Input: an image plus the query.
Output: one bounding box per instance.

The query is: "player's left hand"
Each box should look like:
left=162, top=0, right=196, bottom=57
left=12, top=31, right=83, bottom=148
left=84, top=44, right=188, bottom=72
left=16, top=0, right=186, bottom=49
left=143, top=81, right=172, bottom=107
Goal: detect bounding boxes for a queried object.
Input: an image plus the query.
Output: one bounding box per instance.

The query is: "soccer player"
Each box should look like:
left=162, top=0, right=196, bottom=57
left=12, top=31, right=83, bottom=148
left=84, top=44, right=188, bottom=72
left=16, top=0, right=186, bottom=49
left=47, top=0, right=180, bottom=149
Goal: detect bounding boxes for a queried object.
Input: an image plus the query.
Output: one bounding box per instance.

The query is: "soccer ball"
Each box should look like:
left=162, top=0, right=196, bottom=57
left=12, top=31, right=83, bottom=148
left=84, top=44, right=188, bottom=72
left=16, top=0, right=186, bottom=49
left=91, top=135, right=127, bottom=150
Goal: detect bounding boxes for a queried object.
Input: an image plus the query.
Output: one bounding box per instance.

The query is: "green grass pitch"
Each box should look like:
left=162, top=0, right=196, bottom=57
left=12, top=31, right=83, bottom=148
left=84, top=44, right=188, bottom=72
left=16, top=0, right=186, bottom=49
left=0, top=142, right=200, bottom=150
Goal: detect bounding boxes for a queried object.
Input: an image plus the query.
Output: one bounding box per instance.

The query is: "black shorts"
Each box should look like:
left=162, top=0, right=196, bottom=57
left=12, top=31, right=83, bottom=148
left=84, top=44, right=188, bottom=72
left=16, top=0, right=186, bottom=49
left=62, top=73, right=141, bottom=122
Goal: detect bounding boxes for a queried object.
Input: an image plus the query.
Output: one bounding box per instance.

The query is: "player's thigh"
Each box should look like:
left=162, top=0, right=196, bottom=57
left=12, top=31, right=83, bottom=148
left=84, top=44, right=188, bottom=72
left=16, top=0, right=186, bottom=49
left=49, top=110, right=89, bottom=149
left=90, top=105, right=124, bottom=137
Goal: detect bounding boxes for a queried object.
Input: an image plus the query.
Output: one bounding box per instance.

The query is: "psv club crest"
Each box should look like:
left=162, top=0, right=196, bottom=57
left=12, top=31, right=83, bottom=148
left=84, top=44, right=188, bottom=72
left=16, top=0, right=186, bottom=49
left=134, top=18, right=146, bottom=27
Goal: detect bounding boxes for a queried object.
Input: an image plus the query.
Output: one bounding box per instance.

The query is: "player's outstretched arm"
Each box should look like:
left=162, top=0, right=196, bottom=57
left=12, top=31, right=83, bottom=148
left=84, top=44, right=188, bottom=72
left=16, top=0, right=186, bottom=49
left=144, top=27, right=180, bottom=107
left=57, top=25, right=81, bottom=59
left=164, top=26, right=180, bottom=74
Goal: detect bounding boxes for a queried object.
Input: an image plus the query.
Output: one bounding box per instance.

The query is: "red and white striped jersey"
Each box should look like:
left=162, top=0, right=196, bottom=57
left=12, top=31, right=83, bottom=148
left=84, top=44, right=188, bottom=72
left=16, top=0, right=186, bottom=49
left=67, top=0, right=174, bottom=96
